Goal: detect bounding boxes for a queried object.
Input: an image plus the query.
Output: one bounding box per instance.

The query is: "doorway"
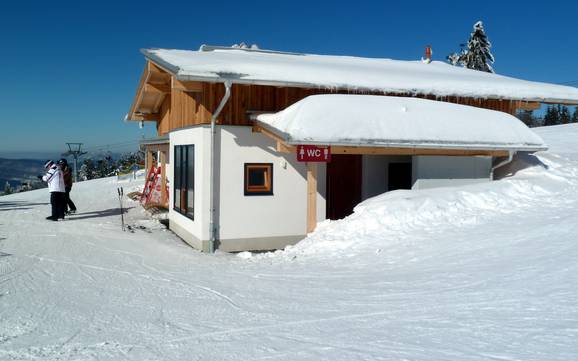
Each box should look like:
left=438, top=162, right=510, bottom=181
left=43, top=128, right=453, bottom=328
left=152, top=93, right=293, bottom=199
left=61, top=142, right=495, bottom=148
left=388, top=162, right=412, bottom=191
left=326, top=154, right=362, bottom=220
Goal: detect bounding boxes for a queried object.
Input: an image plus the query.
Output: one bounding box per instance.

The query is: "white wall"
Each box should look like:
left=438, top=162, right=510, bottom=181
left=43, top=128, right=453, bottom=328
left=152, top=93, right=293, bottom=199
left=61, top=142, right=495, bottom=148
left=169, top=126, right=211, bottom=245
left=169, top=125, right=326, bottom=251
left=217, top=125, right=326, bottom=241
left=412, top=155, right=491, bottom=190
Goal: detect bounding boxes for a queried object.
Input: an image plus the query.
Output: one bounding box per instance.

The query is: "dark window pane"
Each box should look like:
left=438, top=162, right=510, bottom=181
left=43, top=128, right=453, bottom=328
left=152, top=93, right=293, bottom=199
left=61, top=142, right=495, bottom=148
left=248, top=168, right=266, bottom=186
left=174, top=146, right=181, bottom=209
left=186, top=145, right=194, bottom=218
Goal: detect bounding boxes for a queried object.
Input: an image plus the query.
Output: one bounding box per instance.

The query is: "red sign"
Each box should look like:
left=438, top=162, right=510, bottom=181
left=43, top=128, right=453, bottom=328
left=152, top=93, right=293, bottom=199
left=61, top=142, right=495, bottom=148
left=296, top=145, right=331, bottom=162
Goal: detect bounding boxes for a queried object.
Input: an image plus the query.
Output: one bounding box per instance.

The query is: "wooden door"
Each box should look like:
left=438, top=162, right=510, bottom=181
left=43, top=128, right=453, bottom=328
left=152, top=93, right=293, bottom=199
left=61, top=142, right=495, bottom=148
left=326, top=155, right=362, bottom=220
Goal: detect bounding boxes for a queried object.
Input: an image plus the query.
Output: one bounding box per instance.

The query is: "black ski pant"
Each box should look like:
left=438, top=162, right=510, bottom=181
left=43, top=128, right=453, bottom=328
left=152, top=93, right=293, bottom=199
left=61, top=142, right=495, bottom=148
left=50, top=192, right=66, bottom=219
left=65, top=186, right=76, bottom=212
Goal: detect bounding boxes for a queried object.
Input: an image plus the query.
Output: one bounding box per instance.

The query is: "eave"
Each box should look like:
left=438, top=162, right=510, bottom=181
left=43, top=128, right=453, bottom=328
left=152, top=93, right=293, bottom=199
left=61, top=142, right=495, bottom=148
left=126, top=60, right=172, bottom=122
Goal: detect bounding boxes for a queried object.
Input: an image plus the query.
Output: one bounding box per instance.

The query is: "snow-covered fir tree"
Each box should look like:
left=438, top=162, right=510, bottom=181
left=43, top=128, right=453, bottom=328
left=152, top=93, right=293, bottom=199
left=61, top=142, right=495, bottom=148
left=79, top=159, right=97, bottom=180
left=3, top=181, right=13, bottom=195
left=447, top=21, right=495, bottom=73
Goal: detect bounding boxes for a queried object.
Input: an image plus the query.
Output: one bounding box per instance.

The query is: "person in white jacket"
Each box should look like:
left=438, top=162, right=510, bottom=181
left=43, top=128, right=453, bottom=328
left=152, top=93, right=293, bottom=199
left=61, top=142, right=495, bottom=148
left=41, top=160, right=66, bottom=221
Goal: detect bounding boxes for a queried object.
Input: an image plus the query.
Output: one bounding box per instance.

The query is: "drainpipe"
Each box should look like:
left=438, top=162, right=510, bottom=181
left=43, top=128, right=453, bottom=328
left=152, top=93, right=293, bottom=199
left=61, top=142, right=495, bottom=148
left=208, top=80, right=232, bottom=253
left=490, top=150, right=515, bottom=180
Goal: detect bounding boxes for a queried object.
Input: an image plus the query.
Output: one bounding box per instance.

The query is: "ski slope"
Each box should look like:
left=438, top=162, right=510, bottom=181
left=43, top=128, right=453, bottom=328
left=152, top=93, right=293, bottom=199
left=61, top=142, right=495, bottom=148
left=1, top=125, right=578, bottom=360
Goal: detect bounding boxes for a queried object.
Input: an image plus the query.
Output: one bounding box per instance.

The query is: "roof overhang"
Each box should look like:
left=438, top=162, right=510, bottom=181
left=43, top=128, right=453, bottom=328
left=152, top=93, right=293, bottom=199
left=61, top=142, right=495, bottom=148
left=142, top=47, right=578, bottom=105
left=139, top=135, right=170, bottom=153
left=140, top=135, right=169, bottom=146
left=127, top=61, right=173, bottom=122
left=252, top=95, right=548, bottom=157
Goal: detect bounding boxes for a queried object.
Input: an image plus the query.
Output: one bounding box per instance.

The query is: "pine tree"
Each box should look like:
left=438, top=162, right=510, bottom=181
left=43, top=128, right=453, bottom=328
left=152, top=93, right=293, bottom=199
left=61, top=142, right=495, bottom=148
left=573, top=107, right=578, bottom=123
left=543, top=105, right=561, bottom=126
left=559, top=105, right=571, bottom=124
left=516, top=109, right=538, bottom=127
left=447, top=21, right=495, bottom=73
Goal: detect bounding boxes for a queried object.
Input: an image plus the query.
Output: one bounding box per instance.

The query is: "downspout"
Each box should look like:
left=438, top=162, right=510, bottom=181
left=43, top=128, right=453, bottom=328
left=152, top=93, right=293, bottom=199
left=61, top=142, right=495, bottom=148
left=490, top=150, right=515, bottom=180
left=208, top=80, right=232, bottom=253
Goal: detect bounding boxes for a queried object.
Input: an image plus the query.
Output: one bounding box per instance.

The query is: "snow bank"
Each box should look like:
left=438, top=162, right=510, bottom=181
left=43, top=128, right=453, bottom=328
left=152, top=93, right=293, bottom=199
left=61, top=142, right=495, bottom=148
left=266, top=125, right=578, bottom=260
left=144, top=47, right=578, bottom=103
left=256, top=94, right=547, bottom=151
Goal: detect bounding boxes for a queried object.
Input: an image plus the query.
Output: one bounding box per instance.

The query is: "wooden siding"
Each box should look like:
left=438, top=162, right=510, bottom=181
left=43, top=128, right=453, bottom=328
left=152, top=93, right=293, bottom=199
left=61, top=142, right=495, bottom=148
left=161, top=79, right=520, bottom=133
left=157, top=95, right=171, bottom=135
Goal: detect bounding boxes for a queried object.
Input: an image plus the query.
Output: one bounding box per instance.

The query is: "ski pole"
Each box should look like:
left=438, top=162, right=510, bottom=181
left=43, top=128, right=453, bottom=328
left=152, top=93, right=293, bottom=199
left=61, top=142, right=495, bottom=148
left=118, top=187, right=125, bottom=231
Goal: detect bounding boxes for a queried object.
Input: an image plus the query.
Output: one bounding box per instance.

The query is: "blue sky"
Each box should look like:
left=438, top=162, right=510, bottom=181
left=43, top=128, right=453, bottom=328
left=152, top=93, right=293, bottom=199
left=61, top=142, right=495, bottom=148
left=0, top=0, right=576, bottom=158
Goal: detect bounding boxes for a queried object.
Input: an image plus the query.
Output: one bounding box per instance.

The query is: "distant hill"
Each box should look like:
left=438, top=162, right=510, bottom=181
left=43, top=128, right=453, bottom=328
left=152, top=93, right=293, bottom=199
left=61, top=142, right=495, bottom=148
left=0, top=158, right=45, bottom=188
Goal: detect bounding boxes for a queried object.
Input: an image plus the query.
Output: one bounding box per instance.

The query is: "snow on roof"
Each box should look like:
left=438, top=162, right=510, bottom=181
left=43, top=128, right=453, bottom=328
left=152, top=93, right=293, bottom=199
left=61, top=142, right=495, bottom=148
left=142, top=46, right=578, bottom=104
left=254, top=95, right=547, bottom=152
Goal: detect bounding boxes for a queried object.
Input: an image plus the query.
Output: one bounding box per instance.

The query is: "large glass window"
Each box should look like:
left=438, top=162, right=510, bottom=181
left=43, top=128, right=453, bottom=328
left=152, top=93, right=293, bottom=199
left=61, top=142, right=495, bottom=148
left=174, top=145, right=194, bottom=219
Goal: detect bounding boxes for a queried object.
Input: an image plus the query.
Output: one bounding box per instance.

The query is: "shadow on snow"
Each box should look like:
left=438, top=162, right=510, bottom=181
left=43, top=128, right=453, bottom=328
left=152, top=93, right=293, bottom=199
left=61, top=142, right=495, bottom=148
left=67, top=207, right=133, bottom=221
left=0, top=201, right=49, bottom=212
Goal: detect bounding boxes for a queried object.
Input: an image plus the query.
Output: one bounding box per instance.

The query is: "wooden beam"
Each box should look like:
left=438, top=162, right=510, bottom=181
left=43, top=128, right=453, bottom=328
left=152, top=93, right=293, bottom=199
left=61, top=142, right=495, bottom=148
left=143, top=143, right=169, bottom=153
left=515, top=101, right=541, bottom=111
left=133, top=113, right=160, bottom=121
left=148, top=61, right=172, bottom=75
left=145, top=83, right=171, bottom=93
left=253, top=124, right=509, bottom=157
left=146, top=151, right=154, bottom=171
left=307, top=162, right=318, bottom=233
left=276, top=141, right=295, bottom=153
left=127, top=62, right=153, bottom=120
left=127, top=60, right=173, bottom=121
left=331, top=146, right=509, bottom=157
left=253, top=124, right=295, bottom=151
left=160, top=151, right=167, bottom=206
left=172, top=77, right=203, bottom=92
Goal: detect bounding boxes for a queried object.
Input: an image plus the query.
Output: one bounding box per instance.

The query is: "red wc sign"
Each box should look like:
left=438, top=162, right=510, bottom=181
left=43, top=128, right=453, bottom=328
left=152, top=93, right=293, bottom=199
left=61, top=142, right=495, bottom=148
left=296, top=145, right=331, bottom=162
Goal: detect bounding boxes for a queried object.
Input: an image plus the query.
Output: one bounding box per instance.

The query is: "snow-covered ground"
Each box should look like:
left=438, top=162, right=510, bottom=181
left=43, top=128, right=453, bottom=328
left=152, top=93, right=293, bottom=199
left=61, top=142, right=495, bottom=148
left=1, top=125, right=578, bottom=360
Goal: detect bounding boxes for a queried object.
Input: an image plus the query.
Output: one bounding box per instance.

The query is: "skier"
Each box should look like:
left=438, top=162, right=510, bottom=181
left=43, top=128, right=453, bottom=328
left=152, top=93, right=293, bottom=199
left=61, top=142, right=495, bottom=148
left=58, top=158, right=77, bottom=214
left=40, top=160, right=66, bottom=221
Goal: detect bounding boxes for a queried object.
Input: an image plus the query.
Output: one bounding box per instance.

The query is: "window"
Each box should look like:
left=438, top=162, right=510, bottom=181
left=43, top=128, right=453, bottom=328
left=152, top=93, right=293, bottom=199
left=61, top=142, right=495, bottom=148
left=174, top=145, right=194, bottom=219
left=244, top=163, right=273, bottom=196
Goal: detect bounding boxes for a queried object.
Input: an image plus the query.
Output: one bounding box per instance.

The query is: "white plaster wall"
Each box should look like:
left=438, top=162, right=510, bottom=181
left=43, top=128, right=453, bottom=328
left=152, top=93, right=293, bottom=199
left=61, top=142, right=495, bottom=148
left=217, top=126, right=326, bottom=240
left=362, top=155, right=412, bottom=200
left=169, top=126, right=211, bottom=242
left=412, top=155, right=491, bottom=190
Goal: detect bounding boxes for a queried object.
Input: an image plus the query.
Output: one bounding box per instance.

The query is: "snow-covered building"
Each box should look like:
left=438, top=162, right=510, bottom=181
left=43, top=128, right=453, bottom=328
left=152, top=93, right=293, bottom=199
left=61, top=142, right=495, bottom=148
left=126, top=45, right=578, bottom=252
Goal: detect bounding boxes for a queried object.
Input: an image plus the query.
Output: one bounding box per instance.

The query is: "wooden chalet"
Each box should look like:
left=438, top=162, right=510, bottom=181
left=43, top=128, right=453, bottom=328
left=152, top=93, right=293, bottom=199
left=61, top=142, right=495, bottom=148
left=126, top=44, right=578, bottom=252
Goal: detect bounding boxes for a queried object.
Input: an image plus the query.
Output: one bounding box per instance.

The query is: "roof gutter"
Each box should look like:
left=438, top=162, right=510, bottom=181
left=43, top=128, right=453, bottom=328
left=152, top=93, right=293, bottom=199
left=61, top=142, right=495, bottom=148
left=208, top=80, right=232, bottom=253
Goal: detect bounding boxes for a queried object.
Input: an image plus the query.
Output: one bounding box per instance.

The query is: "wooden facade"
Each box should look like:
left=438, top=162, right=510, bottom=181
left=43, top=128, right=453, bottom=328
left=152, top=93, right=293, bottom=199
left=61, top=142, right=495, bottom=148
left=129, top=60, right=540, bottom=137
